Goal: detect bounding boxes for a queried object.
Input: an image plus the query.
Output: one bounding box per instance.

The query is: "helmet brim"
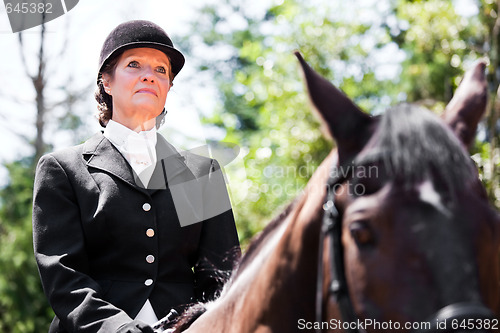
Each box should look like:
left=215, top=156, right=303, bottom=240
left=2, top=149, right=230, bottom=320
left=97, top=41, right=185, bottom=84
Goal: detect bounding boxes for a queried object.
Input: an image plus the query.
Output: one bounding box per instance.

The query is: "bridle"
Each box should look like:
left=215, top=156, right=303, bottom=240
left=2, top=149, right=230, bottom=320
left=316, top=164, right=357, bottom=333
left=316, top=162, right=498, bottom=333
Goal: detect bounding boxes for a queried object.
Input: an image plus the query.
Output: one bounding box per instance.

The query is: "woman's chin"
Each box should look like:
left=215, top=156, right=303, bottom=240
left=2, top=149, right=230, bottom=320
left=134, top=105, right=163, bottom=119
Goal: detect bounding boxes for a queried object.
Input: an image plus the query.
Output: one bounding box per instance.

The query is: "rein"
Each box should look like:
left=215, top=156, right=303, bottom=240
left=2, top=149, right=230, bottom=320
left=315, top=163, right=498, bottom=333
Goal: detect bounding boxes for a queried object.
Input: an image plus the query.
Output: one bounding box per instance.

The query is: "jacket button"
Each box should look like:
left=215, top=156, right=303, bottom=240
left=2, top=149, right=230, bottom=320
left=146, top=228, right=155, bottom=237
left=146, top=255, right=155, bottom=264
left=144, top=279, right=153, bottom=286
left=142, top=203, right=151, bottom=211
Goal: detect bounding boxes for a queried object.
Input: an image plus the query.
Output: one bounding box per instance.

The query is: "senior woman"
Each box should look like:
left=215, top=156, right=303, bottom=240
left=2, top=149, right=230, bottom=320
left=32, top=20, right=240, bottom=333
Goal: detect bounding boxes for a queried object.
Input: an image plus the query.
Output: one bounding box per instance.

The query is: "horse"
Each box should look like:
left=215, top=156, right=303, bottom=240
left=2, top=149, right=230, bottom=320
left=159, top=52, right=500, bottom=333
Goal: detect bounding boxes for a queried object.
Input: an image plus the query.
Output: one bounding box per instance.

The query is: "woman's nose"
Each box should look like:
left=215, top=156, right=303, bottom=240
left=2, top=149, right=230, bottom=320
left=140, top=67, right=155, bottom=83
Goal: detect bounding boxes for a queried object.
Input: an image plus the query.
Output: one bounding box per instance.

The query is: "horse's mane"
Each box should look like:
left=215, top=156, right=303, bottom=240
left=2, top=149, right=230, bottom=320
left=171, top=303, right=208, bottom=333
left=356, top=104, right=477, bottom=194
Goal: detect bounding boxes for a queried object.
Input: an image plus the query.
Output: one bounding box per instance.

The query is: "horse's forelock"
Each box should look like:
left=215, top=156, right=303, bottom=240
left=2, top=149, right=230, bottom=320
left=356, top=104, right=477, bottom=195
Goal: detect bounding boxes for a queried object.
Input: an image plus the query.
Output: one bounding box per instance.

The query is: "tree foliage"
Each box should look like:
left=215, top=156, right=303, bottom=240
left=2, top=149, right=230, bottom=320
left=180, top=0, right=405, bottom=244
left=388, top=0, right=500, bottom=208
left=181, top=0, right=500, bottom=247
left=0, top=159, right=52, bottom=332
left=1, top=0, right=500, bottom=331
left=0, top=22, right=80, bottom=332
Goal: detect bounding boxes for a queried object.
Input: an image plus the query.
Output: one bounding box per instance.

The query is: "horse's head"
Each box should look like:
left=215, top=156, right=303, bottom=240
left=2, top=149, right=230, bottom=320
left=296, top=52, right=500, bottom=330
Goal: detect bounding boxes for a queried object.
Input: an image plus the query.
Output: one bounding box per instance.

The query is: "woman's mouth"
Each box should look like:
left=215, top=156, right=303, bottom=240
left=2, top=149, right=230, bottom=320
left=136, top=88, right=157, bottom=96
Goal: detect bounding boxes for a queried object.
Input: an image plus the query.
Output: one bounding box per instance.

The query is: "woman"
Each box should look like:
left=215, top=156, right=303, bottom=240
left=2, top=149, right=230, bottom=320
left=32, top=20, right=240, bottom=333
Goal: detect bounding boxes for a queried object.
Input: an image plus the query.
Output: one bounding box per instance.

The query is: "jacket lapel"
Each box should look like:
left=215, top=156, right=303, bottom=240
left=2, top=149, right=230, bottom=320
left=82, top=132, right=144, bottom=191
left=156, top=135, right=192, bottom=182
left=82, top=132, right=197, bottom=195
left=146, top=135, right=195, bottom=194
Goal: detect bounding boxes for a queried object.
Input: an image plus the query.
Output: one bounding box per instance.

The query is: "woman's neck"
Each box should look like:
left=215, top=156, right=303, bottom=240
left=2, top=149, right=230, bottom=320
left=111, top=114, right=156, bottom=133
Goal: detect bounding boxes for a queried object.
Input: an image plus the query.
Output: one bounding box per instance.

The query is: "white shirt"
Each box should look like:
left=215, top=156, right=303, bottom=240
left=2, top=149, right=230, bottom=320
left=103, top=120, right=159, bottom=324
left=103, top=120, right=158, bottom=187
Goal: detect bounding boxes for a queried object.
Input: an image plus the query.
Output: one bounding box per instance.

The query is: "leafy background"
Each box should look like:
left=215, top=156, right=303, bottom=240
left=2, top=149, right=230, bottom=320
left=1, top=0, right=500, bottom=331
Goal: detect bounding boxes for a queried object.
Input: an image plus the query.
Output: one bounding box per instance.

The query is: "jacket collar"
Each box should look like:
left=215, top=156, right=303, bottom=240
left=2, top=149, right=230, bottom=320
left=82, top=132, right=191, bottom=191
left=83, top=132, right=138, bottom=186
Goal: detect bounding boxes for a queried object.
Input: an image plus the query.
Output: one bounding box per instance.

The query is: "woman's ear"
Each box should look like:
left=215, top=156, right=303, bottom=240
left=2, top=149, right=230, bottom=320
left=101, top=73, right=112, bottom=95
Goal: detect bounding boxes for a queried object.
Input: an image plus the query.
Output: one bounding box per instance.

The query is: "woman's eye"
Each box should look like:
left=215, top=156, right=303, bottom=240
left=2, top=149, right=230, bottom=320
left=127, top=61, right=139, bottom=68
left=156, top=66, right=166, bottom=74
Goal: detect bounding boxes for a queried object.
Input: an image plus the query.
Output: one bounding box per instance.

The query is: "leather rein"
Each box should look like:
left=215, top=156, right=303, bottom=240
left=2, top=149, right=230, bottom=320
left=315, top=163, right=498, bottom=333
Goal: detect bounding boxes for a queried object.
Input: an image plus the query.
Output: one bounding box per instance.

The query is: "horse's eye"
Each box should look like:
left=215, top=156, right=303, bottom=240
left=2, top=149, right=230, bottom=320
left=349, top=221, right=375, bottom=247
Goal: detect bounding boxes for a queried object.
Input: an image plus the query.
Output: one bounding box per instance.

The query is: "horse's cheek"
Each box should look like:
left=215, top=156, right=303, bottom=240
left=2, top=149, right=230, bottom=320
left=343, top=236, right=372, bottom=316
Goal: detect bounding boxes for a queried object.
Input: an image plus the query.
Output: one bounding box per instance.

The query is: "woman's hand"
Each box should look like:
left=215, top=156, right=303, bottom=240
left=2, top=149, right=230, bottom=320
left=116, top=320, right=154, bottom=333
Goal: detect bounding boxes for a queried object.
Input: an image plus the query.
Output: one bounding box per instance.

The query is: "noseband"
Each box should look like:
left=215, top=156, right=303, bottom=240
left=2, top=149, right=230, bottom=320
left=316, top=163, right=498, bottom=333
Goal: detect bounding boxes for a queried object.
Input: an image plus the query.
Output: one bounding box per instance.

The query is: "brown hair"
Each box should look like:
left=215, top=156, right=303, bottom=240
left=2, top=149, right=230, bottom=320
left=95, top=51, right=174, bottom=127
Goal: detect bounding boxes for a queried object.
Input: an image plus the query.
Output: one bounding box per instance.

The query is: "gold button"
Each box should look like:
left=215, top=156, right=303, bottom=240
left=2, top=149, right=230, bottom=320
left=142, top=203, right=151, bottom=211
left=146, top=255, right=155, bottom=264
left=146, top=228, right=155, bottom=237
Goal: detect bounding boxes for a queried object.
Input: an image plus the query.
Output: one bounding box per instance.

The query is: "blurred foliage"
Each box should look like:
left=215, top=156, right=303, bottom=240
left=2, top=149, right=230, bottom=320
left=0, top=159, right=52, bottom=332
left=181, top=0, right=500, bottom=247
left=1, top=0, right=500, bottom=331
left=388, top=0, right=500, bottom=210
left=181, top=0, right=401, bottom=244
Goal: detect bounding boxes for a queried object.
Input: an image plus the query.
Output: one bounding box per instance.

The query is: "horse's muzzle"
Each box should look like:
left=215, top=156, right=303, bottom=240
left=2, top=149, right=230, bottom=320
left=415, top=302, right=498, bottom=333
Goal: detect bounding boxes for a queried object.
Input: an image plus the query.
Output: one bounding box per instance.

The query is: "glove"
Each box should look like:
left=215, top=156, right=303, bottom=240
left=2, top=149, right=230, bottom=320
left=116, top=320, right=155, bottom=333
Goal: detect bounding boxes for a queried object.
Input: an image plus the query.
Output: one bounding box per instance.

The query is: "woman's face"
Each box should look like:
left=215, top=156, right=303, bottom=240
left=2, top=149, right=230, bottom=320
left=102, top=47, right=172, bottom=131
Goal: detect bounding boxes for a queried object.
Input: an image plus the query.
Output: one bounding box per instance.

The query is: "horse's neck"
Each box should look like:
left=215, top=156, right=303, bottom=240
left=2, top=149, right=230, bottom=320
left=208, top=152, right=336, bottom=332
left=184, top=152, right=337, bottom=333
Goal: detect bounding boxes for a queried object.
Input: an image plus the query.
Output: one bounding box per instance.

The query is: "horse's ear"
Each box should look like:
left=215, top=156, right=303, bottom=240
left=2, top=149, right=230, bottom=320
left=442, top=60, right=488, bottom=150
left=295, top=51, right=372, bottom=164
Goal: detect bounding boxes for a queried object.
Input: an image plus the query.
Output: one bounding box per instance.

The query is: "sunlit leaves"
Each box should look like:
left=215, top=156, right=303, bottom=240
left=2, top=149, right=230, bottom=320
left=392, top=0, right=484, bottom=102
left=184, top=0, right=403, bottom=245
left=391, top=0, right=500, bottom=206
left=0, top=159, right=53, bottom=332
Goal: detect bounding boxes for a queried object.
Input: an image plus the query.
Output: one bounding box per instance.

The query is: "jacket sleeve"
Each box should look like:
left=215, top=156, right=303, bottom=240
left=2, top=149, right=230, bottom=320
left=32, top=154, right=132, bottom=333
left=193, top=159, right=241, bottom=302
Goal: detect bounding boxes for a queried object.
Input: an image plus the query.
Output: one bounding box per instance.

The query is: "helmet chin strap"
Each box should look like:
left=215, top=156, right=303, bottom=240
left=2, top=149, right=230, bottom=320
left=156, top=108, right=167, bottom=129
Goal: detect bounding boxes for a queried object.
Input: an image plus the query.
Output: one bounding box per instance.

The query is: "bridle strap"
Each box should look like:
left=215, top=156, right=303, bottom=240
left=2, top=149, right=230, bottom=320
left=316, top=164, right=361, bottom=333
left=327, top=196, right=359, bottom=330
left=315, top=198, right=328, bottom=330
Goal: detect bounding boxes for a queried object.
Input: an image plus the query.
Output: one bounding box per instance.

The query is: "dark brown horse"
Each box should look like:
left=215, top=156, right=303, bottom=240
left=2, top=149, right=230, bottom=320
left=164, top=53, right=500, bottom=333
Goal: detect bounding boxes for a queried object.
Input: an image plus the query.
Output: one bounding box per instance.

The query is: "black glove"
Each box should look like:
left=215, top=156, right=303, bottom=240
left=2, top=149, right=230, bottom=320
left=116, top=320, right=154, bottom=333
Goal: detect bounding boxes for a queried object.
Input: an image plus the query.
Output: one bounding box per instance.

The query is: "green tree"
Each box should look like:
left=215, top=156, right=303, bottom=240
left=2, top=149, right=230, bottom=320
left=0, top=21, right=88, bottom=331
left=2, top=1, right=497, bottom=330
left=182, top=0, right=500, bottom=247
left=0, top=158, right=53, bottom=332
left=181, top=0, right=407, bottom=245
left=387, top=0, right=500, bottom=206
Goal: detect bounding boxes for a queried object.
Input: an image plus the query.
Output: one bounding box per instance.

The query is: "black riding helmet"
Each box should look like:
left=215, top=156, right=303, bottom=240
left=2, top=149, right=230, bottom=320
left=97, top=20, right=185, bottom=84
